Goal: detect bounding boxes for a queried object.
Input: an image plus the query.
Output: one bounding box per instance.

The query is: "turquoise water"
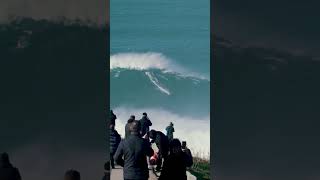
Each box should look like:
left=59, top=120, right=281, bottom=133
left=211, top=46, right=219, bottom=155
left=110, top=0, right=210, bottom=77
left=110, top=0, right=210, bottom=154
left=110, top=0, right=210, bottom=114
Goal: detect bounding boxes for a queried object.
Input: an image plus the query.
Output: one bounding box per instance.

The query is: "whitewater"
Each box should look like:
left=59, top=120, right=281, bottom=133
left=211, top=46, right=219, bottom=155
left=110, top=52, right=210, bottom=158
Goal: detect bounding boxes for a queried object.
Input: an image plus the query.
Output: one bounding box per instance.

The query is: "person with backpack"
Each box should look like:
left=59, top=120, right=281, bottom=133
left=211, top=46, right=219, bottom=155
left=110, top=123, right=121, bottom=169
left=0, top=152, right=22, bottom=180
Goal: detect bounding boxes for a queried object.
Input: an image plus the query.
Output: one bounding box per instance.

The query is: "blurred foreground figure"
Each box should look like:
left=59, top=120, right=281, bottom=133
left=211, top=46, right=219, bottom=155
left=110, top=123, right=121, bottom=168
left=101, top=162, right=110, bottom=180
left=110, top=110, right=117, bottom=126
left=64, top=169, right=80, bottom=180
left=159, top=139, right=193, bottom=180
left=0, top=152, right=21, bottom=180
left=114, top=120, right=154, bottom=180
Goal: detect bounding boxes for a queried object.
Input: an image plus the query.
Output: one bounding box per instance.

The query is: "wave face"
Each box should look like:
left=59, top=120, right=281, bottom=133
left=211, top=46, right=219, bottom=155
left=110, top=52, right=210, bottom=156
left=110, top=52, right=210, bottom=118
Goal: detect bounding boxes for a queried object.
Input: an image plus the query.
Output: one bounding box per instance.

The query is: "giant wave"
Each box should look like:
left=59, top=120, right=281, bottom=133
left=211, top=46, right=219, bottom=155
left=111, top=52, right=210, bottom=157
left=110, top=52, right=210, bottom=117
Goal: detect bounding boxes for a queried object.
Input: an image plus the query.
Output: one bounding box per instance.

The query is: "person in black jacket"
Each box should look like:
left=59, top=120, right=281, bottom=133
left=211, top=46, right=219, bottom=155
left=148, top=129, right=169, bottom=172
left=110, top=124, right=121, bottom=169
left=0, top=152, right=22, bottom=180
left=114, top=120, right=154, bottom=180
left=125, top=115, right=135, bottom=139
left=139, top=112, right=152, bottom=138
left=159, top=139, right=193, bottom=180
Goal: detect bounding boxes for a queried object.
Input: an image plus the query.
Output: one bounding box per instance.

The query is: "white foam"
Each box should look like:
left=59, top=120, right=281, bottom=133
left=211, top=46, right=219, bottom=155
left=112, top=106, right=210, bottom=159
left=110, top=52, right=209, bottom=80
left=145, top=71, right=171, bottom=95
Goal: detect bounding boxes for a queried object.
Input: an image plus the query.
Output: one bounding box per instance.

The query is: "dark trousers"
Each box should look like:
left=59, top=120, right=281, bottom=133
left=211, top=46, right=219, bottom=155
left=110, top=152, right=115, bottom=168
left=156, top=152, right=167, bottom=171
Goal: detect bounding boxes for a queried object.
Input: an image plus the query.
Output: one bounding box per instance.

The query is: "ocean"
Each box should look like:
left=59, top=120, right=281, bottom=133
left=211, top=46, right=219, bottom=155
left=110, top=0, right=210, bottom=156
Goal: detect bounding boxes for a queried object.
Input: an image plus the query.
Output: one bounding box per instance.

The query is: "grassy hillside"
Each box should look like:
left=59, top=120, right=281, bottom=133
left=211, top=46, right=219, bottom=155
left=189, top=155, right=210, bottom=180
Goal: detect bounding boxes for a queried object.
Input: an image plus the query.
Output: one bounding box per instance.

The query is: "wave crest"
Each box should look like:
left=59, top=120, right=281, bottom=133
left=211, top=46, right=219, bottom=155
left=110, top=52, right=209, bottom=80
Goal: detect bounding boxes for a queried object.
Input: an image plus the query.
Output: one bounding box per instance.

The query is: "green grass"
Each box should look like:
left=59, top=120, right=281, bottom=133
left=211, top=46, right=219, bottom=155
left=189, top=155, right=210, bottom=180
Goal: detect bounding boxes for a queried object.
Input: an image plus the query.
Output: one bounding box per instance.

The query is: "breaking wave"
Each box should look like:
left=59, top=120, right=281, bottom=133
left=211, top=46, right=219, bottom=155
left=112, top=107, right=210, bottom=158
left=110, top=52, right=209, bottom=80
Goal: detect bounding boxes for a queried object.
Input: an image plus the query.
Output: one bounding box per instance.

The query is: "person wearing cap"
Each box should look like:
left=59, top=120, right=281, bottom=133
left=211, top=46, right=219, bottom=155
left=139, top=112, right=152, bottom=138
left=0, top=152, right=22, bottom=180
left=165, top=122, right=175, bottom=142
left=125, top=115, right=135, bottom=139
left=114, top=120, right=154, bottom=180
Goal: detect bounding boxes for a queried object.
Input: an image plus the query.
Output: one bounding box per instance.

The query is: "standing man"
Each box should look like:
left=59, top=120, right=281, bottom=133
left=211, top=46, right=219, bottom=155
left=125, top=115, right=135, bottom=138
left=114, top=120, right=154, bottom=180
left=165, top=122, right=175, bottom=142
left=139, top=112, right=152, bottom=138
